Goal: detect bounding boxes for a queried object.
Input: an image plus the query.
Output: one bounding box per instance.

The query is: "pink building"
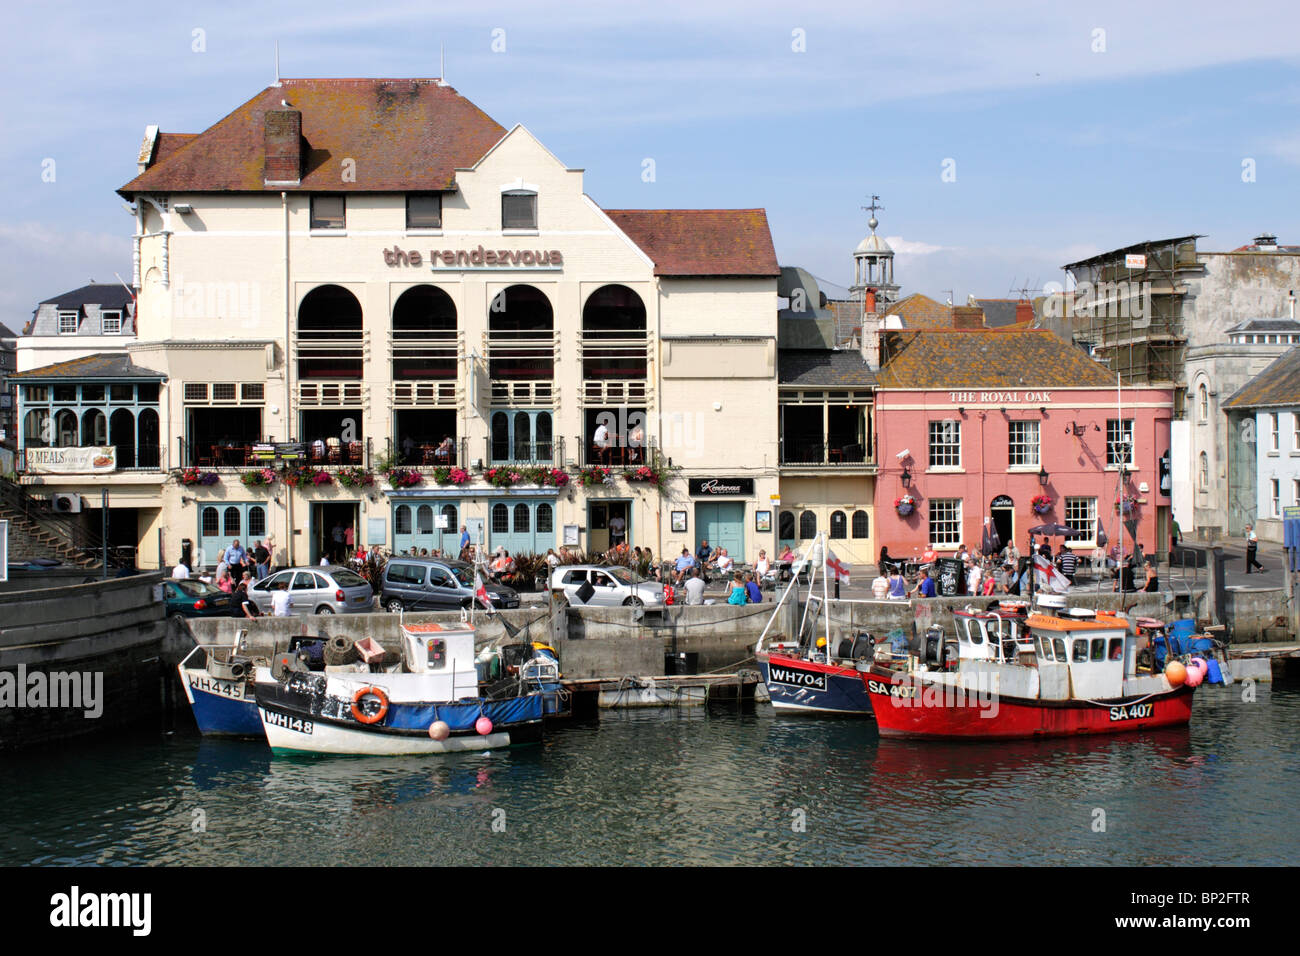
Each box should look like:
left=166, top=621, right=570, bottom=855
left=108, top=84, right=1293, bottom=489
left=874, top=328, right=1174, bottom=562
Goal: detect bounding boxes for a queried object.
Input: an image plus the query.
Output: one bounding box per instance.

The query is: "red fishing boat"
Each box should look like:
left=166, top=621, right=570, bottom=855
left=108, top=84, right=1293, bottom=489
left=862, top=600, right=1195, bottom=739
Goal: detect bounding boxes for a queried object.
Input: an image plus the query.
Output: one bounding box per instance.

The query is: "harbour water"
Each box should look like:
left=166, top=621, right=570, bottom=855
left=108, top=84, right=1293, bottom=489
left=3, top=683, right=1297, bottom=866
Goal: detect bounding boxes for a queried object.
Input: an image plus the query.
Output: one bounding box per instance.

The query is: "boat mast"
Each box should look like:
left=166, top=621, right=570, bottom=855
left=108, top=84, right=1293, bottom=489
left=821, top=531, right=830, bottom=655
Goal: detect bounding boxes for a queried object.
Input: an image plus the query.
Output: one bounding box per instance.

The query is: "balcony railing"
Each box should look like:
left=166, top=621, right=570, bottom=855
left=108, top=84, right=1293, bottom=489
left=179, top=437, right=371, bottom=469
left=392, top=380, right=459, bottom=407
left=486, top=435, right=564, bottom=467
left=779, top=440, right=873, bottom=467
left=580, top=379, right=649, bottom=405
left=298, top=381, right=365, bottom=406
left=387, top=436, right=468, bottom=469
left=490, top=380, right=554, bottom=406
left=575, top=435, right=652, bottom=468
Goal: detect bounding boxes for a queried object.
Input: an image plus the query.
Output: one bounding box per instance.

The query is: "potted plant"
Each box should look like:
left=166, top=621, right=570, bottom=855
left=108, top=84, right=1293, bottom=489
left=1031, top=493, right=1053, bottom=515
left=894, top=493, right=915, bottom=516
left=431, top=466, right=470, bottom=486
left=387, top=468, right=423, bottom=488
left=1115, top=493, right=1139, bottom=515
left=579, top=466, right=612, bottom=487
left=336, top=467, right=375, bottom=488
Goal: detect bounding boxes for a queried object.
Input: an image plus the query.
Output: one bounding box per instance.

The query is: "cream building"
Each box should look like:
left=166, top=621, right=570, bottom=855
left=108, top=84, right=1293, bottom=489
left=14, top=79, right=780, bottom=571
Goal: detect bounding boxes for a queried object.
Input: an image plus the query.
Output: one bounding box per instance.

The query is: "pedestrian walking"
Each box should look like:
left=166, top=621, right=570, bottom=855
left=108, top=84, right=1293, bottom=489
left=1245, top=525, right=1265, bottom=573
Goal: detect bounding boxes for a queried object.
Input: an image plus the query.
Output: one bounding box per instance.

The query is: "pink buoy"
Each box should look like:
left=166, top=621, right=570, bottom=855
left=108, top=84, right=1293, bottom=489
left=1185, top=665, right=1204, bottom=687
left=475, top=716, right=494, bottom=736
left=428, top=720, right=450, bottom=741
left=1189, top=657, right=1209, bottom=677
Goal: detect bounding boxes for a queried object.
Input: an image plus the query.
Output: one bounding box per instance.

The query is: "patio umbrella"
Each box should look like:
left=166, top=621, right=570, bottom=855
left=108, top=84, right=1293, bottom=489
left=981, top=517, right=1001, bottom=555
left=1028, top=522, right=1083, bottom=538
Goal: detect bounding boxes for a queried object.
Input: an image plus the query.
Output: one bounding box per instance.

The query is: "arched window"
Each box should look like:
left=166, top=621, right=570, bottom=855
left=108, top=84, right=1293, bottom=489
left=248, top=507, right=266, bottom=539
left=441, top=505, right=458, bottom=531
left=514, top=503, right=531, bottom=533
left=1199, top=383, right=1209, bottom=421
left=81, top=409, right=107, bottom=446
left=392, top=285, right=457, bottom=380
left=582, top=284, right=647, bottom=379
left=201, top=507, right=220, bottom=537
left=416, top=505, right=434, bottom=535
left=830, top=510, right=847, bottom=539
left=536, top=503, right=553, bottom=533
left=23, top=409, right=49, bottom=448
left=488, top=285, right=553, bottom=380
left=297, top=284, right=363, bottom=379
left=137, top=408, right=160, bottom=468
left=54, top=409, right=78, bottom=447
left=110, top=408, right=135, bottom=468
left=223, top=506, right=241, bottom=537
left=852, top=510, right=870, bottom=538
left=1199, top=452, right=1209, bottom=489
left=492, top=503, right=509, bottom=534
left=799, top=510, right=817, bottom=539
left=779, top=510, right=795, bottom=540
left=394, top=505, right=412, bottom=535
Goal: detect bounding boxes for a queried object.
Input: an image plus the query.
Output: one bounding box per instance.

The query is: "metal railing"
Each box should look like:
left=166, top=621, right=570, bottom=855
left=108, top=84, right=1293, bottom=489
left=486, top=435, right=564, bottom=467
left=779, top=440, right=872, bottom=467
left=386, top=436, right=468, bottom=469
left=179, top=437, right=372, bottom=470
left=0, top=474, right=128, bottom=569
left=575, top=435, right=652, bottom=468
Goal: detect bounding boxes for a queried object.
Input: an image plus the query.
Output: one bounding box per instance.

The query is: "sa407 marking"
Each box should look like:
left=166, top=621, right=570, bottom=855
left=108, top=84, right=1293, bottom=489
left=1109, top=702, right=1154, bottom=722
left=867, top=679, right=916, bottom=699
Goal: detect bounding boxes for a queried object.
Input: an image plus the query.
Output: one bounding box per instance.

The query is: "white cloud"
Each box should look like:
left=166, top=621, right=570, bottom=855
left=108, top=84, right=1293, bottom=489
left=884, top=236, right=946, bottom=255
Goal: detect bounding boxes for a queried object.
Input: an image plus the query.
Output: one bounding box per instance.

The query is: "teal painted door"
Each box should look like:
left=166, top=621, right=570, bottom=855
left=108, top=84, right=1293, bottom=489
left=198, top=503, right=268, bottom=570
left=695, top=502, right=745, bottom=561
left=394, top=501, right=462, bottom=557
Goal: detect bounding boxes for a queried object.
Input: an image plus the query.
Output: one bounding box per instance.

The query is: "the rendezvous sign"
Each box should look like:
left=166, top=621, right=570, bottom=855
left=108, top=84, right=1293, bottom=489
left=688, top=478, right=755, bottom=496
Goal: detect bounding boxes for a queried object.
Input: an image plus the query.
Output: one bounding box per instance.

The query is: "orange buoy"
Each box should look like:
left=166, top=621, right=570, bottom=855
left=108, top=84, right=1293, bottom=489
left=350, top=686, right=389, bottom=724
left=1165, top=661, right=1187, bottom=687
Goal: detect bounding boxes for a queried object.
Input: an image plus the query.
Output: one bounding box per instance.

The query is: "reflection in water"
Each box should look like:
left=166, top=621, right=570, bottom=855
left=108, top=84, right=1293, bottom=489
left=1, top=687, right=1297, bottom=865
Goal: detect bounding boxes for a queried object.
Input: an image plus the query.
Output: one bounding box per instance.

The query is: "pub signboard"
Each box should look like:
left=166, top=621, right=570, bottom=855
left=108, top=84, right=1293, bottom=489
left=688, top=477, right=755, bottom=497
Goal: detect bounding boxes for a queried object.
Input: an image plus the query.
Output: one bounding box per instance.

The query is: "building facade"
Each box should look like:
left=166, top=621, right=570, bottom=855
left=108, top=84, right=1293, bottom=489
left=14, top=79, right=781, bottom=570
left=873, top=328, right=1174, bottom=562
left=1223, top=347, right=1300, bottom=543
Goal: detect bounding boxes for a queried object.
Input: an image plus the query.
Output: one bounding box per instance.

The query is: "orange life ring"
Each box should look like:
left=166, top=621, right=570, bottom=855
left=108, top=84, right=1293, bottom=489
left=350, top=685, right=389, bottom=724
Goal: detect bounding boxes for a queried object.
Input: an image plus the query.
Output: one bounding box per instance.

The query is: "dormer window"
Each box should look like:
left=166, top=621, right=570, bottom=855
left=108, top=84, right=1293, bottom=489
left=101, top=310, right=122, bottom=335
left=502, top=191, right=537, bottom=230
left=406, top=194, right=442, bottom=230
left=57, top=311, right=79, bottom=335
left=310, top=195, right=346, bottom=230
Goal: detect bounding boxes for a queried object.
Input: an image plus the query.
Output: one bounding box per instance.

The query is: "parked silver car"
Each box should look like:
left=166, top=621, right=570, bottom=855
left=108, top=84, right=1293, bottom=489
left=247, top=565, right=375, bottom=616
left=550, top=564, right=665, bottom=608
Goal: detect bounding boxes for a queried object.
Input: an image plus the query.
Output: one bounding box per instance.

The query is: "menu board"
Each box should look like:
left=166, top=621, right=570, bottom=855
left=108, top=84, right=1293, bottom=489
left=935, top=558, right=965, bottom=597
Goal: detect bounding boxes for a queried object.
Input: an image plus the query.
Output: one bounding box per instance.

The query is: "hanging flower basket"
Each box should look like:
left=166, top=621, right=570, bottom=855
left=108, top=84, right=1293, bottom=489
left=336, top=467, right=375, bottom=489
left=179, top=468, right=219, bottom=486
left=240, top=467, right=278, bottom=488
left=579, top=466, right=612, bottom=487
left=431, top=466, right=470, bottom=486
left=1031, top=493, right=1053, bottom=515
left=894, top=494, right=915, bottom=516
left=386, top=468, right=423, bottom=488
left=1115, top=495, right=1138, bottom=515
left=622, top=464, right=665, bottom=484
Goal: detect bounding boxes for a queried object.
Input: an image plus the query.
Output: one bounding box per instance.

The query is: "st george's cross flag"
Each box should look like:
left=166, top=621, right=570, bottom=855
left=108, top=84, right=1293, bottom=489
left=474, top=572, right=495, bottom=610
left=1033, top=552, right=1071, bottom=592
left=826, top=550, right=851, bottom=584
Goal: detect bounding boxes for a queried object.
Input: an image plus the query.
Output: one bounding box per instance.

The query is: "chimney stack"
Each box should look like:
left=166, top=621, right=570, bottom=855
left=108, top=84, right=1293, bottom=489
left=952, top=306, right=985, bottom=330
left=1015, top=298, right=1035, bottom=326
left=863, top=288, right=877, bottom=315
left=264, top=108, right=302, bottom=185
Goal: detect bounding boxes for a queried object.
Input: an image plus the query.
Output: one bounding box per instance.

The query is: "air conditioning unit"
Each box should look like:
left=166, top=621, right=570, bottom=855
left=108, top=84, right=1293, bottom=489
left=52, top=493, right=82, bottom=514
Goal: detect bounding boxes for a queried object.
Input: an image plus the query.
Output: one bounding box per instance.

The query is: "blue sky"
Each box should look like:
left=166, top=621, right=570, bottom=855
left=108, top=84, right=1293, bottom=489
left=2, top=0, right=1299, bottom=323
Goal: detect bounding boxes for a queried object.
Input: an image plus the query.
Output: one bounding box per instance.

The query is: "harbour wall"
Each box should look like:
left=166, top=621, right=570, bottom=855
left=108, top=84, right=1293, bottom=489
left=0, top=573, right=169, bottom=750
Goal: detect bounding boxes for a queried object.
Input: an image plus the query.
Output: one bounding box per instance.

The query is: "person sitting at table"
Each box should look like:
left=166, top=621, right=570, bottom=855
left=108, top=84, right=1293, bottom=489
left=434, top=435, right=454, bottom=463
left=921, top=546, right=937, bottom=566
left=628, top=422, right=645, bottom=463
left=714, top=548, right=734, bottom=574
left=909, top=567, right=936, bottom=598
left=879, top=545, right=892, bottom=576
left=673, top=548, right=696, bottom=585
left=779, top=545, right=795, bottom=562
left=755, top=549, right=770, bottom=580
left=593, top=420, right=611, bottom=465
left=490, top=547, right=514, bottom=582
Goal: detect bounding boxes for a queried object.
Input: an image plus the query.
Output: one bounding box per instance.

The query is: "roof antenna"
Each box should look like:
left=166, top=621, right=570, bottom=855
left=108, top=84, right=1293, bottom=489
left=440, top=43, right=446, bottom=85
left=274, top=41, right=281, bottom=86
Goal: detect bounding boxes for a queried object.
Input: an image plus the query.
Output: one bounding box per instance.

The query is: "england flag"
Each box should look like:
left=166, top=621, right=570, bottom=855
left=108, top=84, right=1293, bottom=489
left=474, top=572, right=495, bottom=611
left=827, top=550, right=851, bottom=585
left=1033, top=553, right=1071, bottom=592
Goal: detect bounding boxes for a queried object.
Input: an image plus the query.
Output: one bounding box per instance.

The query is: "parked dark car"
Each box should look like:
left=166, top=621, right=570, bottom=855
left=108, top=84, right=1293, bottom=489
left=380, top=558, right=520, bottom=613
left=163, top=579, right=236, bottom=618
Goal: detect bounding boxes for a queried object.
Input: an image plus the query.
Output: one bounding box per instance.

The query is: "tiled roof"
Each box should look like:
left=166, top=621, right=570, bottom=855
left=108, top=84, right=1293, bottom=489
left=0, top=321, right=18, bottom=339
left=975, top=298, right=1019, bottom=328
left=605, top=209, right=779, bottom=277
left=884, top=292, right=956, bottom=328
left=118, top=79, right=507, bottom=195
left=876, top=329, right=1115, bottom=389
left=1224, top=347, right=1300, bottom=408
left=154, top=133, right=197, bottom=165
left=1226, top=318, right=1300, bottom=333
left=37, top=283, right=135, bottom=312
left=778, top=349, right=876, bottom=387
left=10, top=353, right=165, bottom=381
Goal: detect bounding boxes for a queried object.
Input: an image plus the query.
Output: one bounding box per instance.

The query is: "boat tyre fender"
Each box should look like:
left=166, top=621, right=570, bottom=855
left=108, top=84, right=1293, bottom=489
left=350, top=686, right=389, bottom=724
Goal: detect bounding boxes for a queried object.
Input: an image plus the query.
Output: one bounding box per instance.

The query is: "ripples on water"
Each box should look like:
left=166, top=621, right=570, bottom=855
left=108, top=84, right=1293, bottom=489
left=2, top=685, right=1298, bottom=866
